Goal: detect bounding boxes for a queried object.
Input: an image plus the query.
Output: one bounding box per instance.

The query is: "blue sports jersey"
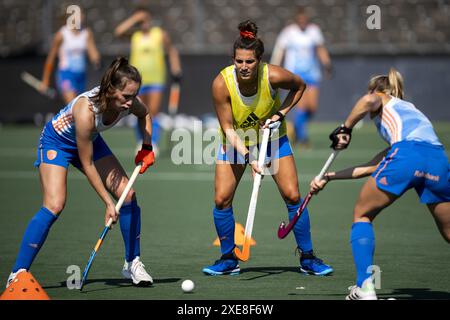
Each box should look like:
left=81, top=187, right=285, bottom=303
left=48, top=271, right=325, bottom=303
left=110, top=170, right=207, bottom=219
left=50, top=87, right=130, bottom=146
left=371, top=97, right=448, bottom=204
left=35, top=87, right=131, bottom=169
left=373, top=97, right=441, bottom=146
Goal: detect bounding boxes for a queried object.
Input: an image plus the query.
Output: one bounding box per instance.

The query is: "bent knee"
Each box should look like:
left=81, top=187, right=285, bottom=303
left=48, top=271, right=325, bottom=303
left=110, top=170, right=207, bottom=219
left=44, top=202, right=65, bottom=215
left=282, top=190, right=300, bottom=205
left=124, top=188, right=136, bottom=203
left=215, top=194, right=233, bottom=210
left=442, top=229, right=450, bottom=244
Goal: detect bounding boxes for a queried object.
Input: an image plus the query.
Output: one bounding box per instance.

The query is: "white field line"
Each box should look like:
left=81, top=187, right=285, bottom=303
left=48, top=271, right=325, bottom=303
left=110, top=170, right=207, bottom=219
left=0, top=170, right=361, bottom=183
left=0, top=147, right=420, bottom=159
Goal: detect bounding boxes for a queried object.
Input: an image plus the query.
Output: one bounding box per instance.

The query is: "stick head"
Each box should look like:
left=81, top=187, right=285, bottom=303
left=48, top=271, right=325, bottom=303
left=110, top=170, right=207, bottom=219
left=277, top=221, right=289, bottom=239
left=233, top=246, right=250, bottom=262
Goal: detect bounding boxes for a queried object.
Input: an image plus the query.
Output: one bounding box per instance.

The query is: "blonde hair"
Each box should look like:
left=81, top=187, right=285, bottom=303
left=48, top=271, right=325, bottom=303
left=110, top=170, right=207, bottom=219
left=368, top=68, right=404, bottom=99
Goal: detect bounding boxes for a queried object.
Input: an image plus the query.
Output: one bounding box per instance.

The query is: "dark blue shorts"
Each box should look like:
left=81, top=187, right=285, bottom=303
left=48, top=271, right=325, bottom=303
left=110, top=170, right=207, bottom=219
left=372, top=141, right=450, bottom=204
left=57, top=70, right=86, bottom=95
left=217, top=135, right=293, bottom=164
left=139, top=84, right=165, bottom=95
left=34, top=123, right=113, bottom=169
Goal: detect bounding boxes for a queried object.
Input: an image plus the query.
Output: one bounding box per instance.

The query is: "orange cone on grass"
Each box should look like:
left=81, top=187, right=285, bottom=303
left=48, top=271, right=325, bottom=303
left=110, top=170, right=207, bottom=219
left=213, top=222, right=256, bottom=246
left=0, top=271, right=50, bottom=300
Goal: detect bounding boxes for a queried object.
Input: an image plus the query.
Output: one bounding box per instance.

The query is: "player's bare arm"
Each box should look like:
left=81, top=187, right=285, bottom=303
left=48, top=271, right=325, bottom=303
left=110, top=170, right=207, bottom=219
left=268, top=64, right=306, bottom=117
left=87, top=29, right=101, bottom=68
left=163, top=31, right=182, bottom=76
left=72, top=98, right=117, bottom=223
left=41, top=31, right=63, bottom=89
left=130, top=97, right=153, bottom=145
left=344, top=93, right=382, bottom=129
left=310, top=147, right=390, bottom=194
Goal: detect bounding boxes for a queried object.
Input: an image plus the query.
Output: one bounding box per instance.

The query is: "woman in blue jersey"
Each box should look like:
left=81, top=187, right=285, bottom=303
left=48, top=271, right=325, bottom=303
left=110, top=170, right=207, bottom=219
left=271, top=7, right=332, bottom=149
left=41, top=9, right=100, bottom=104
left=7, top=58, right=155, bottom=288
left=310, top=68, right=450, bottom=300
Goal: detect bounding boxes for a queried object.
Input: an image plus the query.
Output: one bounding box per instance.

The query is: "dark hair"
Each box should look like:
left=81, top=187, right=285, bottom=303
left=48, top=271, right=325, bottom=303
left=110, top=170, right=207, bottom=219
left=296, top=6, right=307, bottom=15
left=92, top=57, right=141, bottom=113
left=233, top=20, right=264, bottom=60
left=134, top=6, right=151, bottom=15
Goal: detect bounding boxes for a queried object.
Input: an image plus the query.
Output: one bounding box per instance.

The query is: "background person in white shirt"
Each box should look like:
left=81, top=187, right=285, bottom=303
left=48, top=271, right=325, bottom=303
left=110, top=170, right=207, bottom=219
left=271, top=7, right=332, bottom=149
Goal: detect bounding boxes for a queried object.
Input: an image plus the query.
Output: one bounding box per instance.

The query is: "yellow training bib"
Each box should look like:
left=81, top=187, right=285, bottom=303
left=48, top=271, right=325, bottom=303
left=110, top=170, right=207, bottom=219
left=130, top=27, right=166, bottom=85
left=220, top=63, right=286, bottom=146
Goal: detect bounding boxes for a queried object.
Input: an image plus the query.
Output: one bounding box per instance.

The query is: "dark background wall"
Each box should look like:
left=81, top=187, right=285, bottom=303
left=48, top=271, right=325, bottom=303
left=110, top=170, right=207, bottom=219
left=1, top=54, right=449, bottom=123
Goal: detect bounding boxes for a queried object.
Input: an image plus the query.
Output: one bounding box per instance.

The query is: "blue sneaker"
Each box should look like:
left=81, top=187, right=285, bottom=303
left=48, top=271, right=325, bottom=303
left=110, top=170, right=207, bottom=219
left=299, top=251, right=333, bottom=276
left=202, top=254, right=240, bottom=276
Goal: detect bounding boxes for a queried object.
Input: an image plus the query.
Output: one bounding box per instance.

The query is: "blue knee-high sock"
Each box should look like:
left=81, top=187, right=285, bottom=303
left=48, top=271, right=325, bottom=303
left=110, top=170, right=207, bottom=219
left=152, top=117, right=161, bottom=145
left=12, top=207, right=58, bottom=272
left=287, top=201, right=313, bottom=253
left=350, top=222, right=375, bottom=287
left=119, top=200, right=141, bottom=262
left=294, top=108, right=310, bottom=143
left=213, top=206, right=235, bottom=255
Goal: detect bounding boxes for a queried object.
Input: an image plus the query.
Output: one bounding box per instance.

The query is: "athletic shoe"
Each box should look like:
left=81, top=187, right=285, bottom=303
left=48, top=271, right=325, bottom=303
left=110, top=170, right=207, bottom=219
left=6, top=268, right=27, bottom=288
left=202, top=253, right=240, bottom=276
left=346, top=279, right=377, bottom=300
left=299, top=251, right=333, bottom=276
left=122, top=256, right=153, bottom=286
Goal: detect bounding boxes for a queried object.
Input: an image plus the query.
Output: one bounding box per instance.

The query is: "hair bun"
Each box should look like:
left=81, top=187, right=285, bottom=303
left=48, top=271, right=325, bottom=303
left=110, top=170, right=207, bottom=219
left=238, top=20, right=258, bottom=39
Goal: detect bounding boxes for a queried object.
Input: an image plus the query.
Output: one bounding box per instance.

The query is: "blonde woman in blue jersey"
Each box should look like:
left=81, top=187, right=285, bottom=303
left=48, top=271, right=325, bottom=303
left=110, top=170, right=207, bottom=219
left=115, top=7, right=182, bottom=153
left=310, top=68, right=450, bottom=299
left=203, top=20, right=333, bottom=276
left=6, top=58, right=156, bottom=288
left=41, top=9, right=100, bottom=104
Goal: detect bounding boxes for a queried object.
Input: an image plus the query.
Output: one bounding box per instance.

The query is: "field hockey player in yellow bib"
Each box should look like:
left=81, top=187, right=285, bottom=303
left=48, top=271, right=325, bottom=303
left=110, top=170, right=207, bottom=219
left=202, top=20, right=333, bottom=276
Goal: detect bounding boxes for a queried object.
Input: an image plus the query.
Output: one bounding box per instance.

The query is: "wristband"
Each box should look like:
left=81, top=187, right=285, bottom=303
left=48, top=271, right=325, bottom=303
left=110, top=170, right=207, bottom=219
left=275, top=111, right=285, bottom=121
left=142, top=144, right=153, bottom=151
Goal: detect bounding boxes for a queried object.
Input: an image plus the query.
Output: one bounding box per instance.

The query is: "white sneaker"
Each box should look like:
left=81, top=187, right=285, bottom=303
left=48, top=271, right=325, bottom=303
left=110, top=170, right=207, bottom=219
left=6, top=268, right=27, bottom=288
left=122, top=257, right=153, bottom=286
left=346, top=279, right=377, bottom=300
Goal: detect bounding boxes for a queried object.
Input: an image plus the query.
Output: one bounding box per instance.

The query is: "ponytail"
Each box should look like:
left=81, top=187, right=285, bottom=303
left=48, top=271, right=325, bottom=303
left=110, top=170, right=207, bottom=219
left=368, top=67, right=405, bottom=99
left=387, top=68, right=404, bottom=99
left=92, top=57, right=141, bottom=113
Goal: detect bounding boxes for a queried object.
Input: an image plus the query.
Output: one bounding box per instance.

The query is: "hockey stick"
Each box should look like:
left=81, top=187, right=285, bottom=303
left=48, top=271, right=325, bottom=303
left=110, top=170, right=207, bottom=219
left=79, top=164, right=142, bottom=290
left=234, top=126, right=271, bottom=262
left=277, top=150, right=339, bottom=239
left=168, top=82, right=180, bottom=116
left=21, top=71, right=56, bottom=99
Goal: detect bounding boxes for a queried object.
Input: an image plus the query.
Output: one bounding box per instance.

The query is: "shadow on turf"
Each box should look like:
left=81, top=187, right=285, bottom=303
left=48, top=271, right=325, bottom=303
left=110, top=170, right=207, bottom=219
left=240, top=266, right=331, bottom=281
left=379, top=288, right=450, bottom=300
left=43, top=278, right=180, bottom=292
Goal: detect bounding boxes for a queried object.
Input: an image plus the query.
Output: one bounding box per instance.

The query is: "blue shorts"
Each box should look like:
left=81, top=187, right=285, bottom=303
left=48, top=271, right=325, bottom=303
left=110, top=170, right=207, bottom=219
left=372, top=141, right=450, bottom=204
left=139, top=84, right=165, bottom=95
left=294, top=71, right=320, bottom=87
left=34, top=123, right=112, bottom=169
left=217, top=135, right=293, bottom=164
left=57, top=70, right=86, bottom=95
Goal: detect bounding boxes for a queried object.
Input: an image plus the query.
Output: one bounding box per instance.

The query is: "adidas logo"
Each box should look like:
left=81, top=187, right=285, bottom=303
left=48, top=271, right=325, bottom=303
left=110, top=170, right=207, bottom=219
left=240, top=113, right=259, bottom=129
left=379, top=177, right=388, bottom=185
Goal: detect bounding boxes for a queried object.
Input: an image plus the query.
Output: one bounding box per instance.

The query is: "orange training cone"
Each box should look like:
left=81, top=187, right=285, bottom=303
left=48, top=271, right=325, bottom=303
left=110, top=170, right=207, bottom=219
left=0, top=271, right=50, bottom=300
left=213, top=222, right=256, bottom=246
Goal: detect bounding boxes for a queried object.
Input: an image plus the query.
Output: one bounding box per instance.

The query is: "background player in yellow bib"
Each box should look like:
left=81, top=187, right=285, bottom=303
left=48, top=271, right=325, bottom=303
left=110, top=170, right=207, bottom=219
left=202, top=20, right=333, bottom=276
left=115, top=7, right=182, bottom=154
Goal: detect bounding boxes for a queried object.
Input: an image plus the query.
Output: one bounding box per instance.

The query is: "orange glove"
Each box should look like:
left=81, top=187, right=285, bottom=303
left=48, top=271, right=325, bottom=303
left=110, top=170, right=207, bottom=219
left=135, top=144, right=155, bottom=174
